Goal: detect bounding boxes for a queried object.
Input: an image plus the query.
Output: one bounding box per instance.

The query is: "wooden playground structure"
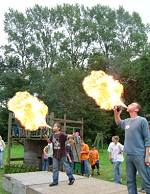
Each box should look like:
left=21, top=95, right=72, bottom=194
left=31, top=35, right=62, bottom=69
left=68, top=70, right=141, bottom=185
left=7, top=112, right=83, bottom=170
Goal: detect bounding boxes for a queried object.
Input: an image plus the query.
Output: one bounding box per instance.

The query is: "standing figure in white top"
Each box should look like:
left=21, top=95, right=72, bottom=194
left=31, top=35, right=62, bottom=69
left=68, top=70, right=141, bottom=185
left=47, top=139, right=53, bottom=170
left=0, top=135, right=5, bottom=168
left=108, top=136, right=124, bottom=184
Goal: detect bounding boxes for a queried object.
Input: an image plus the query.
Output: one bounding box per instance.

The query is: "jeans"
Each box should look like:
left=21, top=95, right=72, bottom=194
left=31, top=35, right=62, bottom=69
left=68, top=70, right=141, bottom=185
left=65, top=161, right=74, bottom=174
left=42, top=159, right=48, bottom=171
left=0, top=151, right=4, bottom=168
left=52, top=157, right=74, bottom=184
left=81, top=160, right=90, bottom=176
left=126, top=155, right=150, bottom=194
left=113, top=161, right=122, bottom=183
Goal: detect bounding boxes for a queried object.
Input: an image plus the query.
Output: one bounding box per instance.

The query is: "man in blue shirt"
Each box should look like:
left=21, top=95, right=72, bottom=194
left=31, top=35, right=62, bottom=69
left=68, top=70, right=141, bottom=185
left=114, top=102, right=150, bottom=194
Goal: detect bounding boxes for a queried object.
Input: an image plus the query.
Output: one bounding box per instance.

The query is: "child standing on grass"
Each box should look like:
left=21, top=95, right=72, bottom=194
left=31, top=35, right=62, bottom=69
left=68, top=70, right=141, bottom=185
left=89, top=145, right=100, bottom=176
left=0, top=135, right=5, bottom=168
left=80, top=139, right=90, bottom=177
left=108, top=136, right=124, bottom=184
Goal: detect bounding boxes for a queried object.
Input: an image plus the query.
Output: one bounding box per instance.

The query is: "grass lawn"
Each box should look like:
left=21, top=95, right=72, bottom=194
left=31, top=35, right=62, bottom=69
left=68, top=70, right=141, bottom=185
left=0, top=144, right=142, bottom=193
left=0, top=143, right=24, bottom=194
left=97, top=149, right=127, bottom=183
left=92, top=149, right=141, bottom=187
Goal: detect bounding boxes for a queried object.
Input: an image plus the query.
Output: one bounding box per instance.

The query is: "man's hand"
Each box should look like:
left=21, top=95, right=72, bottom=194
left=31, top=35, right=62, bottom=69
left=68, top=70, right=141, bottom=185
left=145, top=147, right=150, bottom=166
left=113, top=106, right=122, bottom=115
left=145, top=155, right=150, bottom=166
left=113, top=106, right=122, bottom=125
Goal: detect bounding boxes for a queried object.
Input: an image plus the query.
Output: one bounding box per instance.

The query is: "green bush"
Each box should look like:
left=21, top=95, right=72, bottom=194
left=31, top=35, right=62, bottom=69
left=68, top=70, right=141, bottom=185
left=4, top=164, right=39, bottom=174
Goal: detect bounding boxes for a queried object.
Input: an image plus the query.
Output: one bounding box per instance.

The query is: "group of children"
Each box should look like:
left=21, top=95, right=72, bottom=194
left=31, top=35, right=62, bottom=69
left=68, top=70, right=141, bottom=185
left=80, top=139, right=100, bottom=177
left=42, top=122, right=128, bottom=188
left=42, top=122, right=101, bottom=186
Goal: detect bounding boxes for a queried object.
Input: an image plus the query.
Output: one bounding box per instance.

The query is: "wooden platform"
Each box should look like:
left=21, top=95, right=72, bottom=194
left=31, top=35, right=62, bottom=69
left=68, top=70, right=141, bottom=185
left=3, top=171, right=128, bottom=194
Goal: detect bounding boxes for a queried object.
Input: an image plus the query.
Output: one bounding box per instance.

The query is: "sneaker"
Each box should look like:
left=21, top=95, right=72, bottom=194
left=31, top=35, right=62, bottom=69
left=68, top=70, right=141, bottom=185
left=68, top=178, right=75, bottom=185
left=138, top=188, right=145, bottom=193
left=83, top=174, right=90, bottom=177
left=49, top=182, right=58, bottom=187
left=97, top=172, right=100, bottom=175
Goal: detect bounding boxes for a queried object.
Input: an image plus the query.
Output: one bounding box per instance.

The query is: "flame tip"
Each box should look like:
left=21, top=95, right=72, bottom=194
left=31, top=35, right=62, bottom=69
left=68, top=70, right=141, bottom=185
left=83, top=70, right=125, bottom=111
left=8, top=91, right=49, bottom=131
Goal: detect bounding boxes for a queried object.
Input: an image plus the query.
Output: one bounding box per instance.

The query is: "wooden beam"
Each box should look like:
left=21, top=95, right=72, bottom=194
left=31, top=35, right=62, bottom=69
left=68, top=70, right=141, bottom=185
left=6, top=112, right=13, bottom=166
left=64, top=114, right=66, bottom=132
left=54, top=118, right=83, bottom=124
left=10, top=157, right=24, bottom=161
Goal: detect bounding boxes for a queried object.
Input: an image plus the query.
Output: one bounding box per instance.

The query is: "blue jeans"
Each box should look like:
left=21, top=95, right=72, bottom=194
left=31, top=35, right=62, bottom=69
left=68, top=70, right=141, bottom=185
left=113, top=161, right=122, bottom=183
left=52, top=157, right=74, bottom=184
left=126, top=155, right=150, bottom=194
left=81, top=160, right=90, bottom=176
left=0, top=151, right=4, bottom=168
left=42, top=159, right=48, bottom=171
left=65, top=161, right=74, bottom=175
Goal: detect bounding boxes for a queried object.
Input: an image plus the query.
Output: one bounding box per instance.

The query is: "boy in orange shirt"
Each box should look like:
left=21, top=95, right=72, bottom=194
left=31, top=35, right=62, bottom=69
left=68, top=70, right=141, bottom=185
left=80, top=139, right=90, bottom=177
left=89, top=145, right=100, bottom=176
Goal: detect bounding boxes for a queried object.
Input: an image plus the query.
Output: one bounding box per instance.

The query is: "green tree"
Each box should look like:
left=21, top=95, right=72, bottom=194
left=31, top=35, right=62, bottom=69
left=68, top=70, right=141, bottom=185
left=1, top=3, right=150, bottom=141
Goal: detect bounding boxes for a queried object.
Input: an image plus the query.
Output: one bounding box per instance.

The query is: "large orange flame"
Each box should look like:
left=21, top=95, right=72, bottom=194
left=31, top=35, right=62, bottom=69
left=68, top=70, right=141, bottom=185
left=7, top=91, right=49, bottom=131
left=82, top=70, right=126, bottom=110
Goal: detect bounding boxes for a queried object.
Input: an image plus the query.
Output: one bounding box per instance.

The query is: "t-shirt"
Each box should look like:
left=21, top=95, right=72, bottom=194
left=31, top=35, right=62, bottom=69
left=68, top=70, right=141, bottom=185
left=108, top=142, right=124, bottom=162
left=66, top=143, right=74, bottom=162
left=119, top=116, right=150, bottom=155
left=89, top=149, right=99, bottom=166
left=50, top=132, right=67, bottom=159
left=80, top=143, right=89, bottom=160
left=0, top=140, right=5, bottom=152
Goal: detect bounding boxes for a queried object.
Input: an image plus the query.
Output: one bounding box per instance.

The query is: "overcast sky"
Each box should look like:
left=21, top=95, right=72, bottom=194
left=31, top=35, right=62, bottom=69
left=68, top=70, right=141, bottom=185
left=0, top=0, right=150, bottom=45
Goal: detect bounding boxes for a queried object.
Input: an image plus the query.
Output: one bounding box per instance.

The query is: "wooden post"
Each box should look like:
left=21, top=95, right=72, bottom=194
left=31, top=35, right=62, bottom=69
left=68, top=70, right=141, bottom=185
left=101, top=132, right=104, bottom=152
left=49, top=112, right=54, bottom=127
left=94, top=132, right=104, bottom=152
left=81, top=118, right=84, bottom=139
left=64, top=114, right=66, bottom=132
left=6, top=112, right=13, bottom=166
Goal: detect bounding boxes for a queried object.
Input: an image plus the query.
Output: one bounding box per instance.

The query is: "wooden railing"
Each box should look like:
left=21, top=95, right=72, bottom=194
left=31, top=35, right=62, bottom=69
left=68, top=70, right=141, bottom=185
left=6, top=112, right=84, bottom=166
left=12, top=127, right=51, bottom=139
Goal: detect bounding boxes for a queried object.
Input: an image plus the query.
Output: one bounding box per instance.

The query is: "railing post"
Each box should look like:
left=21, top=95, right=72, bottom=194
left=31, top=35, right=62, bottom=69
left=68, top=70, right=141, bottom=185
left=81, top=118, right=84, bottom=139
left=6, top=112, right=13, bottom=166
left=64, top=114, right=66, bottom=132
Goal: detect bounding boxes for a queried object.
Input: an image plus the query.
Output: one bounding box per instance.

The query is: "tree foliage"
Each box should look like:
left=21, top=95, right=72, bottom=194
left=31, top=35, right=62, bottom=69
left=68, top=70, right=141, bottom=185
left=0, top=4, right=150, bottom=143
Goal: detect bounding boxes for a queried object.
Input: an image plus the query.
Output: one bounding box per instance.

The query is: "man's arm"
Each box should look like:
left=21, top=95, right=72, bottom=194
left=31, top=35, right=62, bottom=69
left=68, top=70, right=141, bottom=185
left=113, top=106, right=122, bottom=125
left=145, top=147, right=150, bottom=166
left=141, top=118, right=150, bottom=166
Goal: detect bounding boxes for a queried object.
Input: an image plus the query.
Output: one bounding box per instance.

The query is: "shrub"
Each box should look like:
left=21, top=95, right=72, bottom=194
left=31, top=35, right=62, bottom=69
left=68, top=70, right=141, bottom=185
left=4, top=164, right=39, bottom=174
